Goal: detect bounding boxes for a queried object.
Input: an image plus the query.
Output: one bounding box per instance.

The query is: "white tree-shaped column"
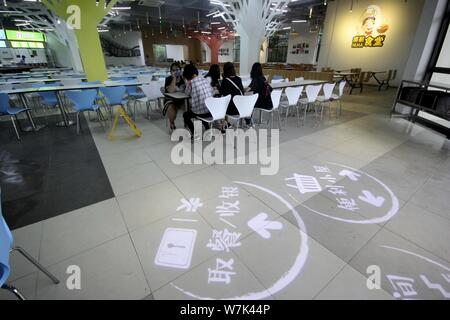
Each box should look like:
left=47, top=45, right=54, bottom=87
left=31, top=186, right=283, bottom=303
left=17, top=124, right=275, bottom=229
left=212, top=0, right=291, bottom=74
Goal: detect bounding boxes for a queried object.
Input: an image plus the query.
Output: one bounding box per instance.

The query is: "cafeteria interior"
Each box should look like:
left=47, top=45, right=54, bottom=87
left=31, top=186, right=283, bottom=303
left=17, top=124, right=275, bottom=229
left=0, top=0, right=449, bottom=301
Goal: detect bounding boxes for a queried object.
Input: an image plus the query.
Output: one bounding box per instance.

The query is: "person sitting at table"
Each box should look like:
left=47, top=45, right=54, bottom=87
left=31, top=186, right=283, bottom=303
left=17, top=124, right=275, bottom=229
left=249, top=62, right=273, bottom=110
left=164, top=62, right=186, bottom=131
left=220, top=62, right=248, bottom=126
left=183, top=64, right=214, bottom=137
left=17, top=56, right=26, bottom=65
left=205, top=64, right=221, bottom=92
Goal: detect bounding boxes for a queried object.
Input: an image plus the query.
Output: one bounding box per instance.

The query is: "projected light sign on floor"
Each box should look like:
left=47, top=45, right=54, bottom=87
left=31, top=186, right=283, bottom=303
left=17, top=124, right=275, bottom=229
left=373, top=246, right=450, bottom=300
left=285, top=163, right=400, bottom=224
left=153, top=162, right=401, bottom=299
left=154, top=183, right=309, bottom=300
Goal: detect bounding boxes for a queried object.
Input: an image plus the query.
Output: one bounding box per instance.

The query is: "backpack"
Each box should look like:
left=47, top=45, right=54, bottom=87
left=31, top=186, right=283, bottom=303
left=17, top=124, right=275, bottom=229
left=263, top=81, right=272, bottom=99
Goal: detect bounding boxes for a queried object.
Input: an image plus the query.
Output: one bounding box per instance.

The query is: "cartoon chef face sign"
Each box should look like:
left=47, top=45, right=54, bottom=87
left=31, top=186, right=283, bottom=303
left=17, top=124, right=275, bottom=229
left=360, top=5, right=389, bottom=37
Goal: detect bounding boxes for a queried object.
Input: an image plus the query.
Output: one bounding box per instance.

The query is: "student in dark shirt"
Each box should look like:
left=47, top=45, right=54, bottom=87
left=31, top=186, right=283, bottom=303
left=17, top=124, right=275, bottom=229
left=249, top=62, right=273, bottom=110
left=164, top=62, right=186, bottom=131
left=205, top=64, right=221, bottom=91
left=220, top=62, right=244, bottom=116
left=17, top=55, right=26, bottom=65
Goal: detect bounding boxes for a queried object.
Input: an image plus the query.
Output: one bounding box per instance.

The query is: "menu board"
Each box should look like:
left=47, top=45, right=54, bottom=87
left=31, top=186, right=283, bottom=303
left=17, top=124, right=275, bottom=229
left=11, top=41, right=45, bottom=49
left=6, top=30, right=45, bottom=42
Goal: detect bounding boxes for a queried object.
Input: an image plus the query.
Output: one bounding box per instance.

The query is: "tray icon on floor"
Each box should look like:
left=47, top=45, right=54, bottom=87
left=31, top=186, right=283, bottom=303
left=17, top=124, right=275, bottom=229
left=155, top=228, right=197, bottom=269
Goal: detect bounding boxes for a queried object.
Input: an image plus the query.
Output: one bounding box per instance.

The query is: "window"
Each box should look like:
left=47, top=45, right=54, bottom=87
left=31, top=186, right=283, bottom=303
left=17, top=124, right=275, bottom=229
left=233, top=37, right=240, bottom=63
left=153, top=44, right=167, bottom=63
left=267, top=34, right=288, bottom=63
left=425, top=1, right=450, bottom=84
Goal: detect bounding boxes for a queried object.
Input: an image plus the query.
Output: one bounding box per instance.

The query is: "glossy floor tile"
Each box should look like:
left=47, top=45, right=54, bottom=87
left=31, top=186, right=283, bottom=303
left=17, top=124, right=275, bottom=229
left=2, top=88, right=450, bottom=300
left=0, top=115, right=114, bottom=229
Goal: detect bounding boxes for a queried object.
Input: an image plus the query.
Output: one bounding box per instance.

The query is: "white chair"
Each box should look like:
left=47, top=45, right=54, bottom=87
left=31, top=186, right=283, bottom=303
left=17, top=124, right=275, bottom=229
left=331, top=81, right=346, bottom=117
left=279, top=86, right=303, bottom=129
left=139, top=81, right=165, bottom=119
left=256, top=89, right=283, bottom=130
left=298, top=84, right=322, bottom=126
left=295, top=77, right=305, bottom=82
left=317, top=82, right=337, bottom=120
left=227, top=94, right=259, bottom=128
left=197, top=95, right=232, bottom=129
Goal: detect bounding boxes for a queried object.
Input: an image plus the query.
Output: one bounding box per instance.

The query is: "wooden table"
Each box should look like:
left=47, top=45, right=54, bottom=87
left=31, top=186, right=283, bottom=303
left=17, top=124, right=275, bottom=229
left=334, top=72, right=358, bottom=80
left=367, top=71, right=388, bottom=90
left=334, top=72, right=361, bottom=94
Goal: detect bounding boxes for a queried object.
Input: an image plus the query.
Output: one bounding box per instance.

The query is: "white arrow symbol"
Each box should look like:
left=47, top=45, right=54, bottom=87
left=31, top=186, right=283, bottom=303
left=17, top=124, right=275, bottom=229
left=247, top=213, right=283, bottom=240
left=339, top=169, right=361, bottom=182
left=358, top=190, right=385, bottom=208
left=176, top=198, right=203, bottom=212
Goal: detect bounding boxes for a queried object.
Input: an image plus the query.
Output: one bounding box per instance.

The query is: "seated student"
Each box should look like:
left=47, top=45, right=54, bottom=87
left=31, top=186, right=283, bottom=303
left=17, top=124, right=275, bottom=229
left=183, top=64, right=214, bottom=136
left=249, top=62, right=273, bottom=110
left=164, top=62, right=186, bottom=131
left=17, top=55, right=26, bottom=65
left=205, top=64, right=221, bottom=92
left=220, top=62, right=244, bottom=117
left=145, top=55, right=151, bottom=66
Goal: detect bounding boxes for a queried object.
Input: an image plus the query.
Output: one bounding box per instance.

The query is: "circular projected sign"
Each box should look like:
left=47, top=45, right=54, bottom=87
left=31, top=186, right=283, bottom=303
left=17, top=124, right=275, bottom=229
left=284, top=162, right=400, bottom=224
left=157, top=182, right=309, bottom=300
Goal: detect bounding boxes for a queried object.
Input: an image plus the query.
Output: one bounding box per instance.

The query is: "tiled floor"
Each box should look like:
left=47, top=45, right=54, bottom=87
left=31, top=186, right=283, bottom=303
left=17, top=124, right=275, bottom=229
left=1, top=88, right=449, bottom=300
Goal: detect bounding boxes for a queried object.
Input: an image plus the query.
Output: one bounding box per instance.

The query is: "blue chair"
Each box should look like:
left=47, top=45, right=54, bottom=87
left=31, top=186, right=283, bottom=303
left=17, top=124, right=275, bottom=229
left=64, top=89, right=105, bottom=134
left=0, top=93, right=37, bottom=141
left=125, top=85, right=146, bottom=120
left=32, top=84, right=63, bottom=123
left=126, top=85, right=145, bottom=99
left=0, top=189, right=59, bottom=300
left=99, top=86, right=128, bottom=120
left=37, top=91, right=59, bottom=107
left=82, top=81, right=104, bottom=118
